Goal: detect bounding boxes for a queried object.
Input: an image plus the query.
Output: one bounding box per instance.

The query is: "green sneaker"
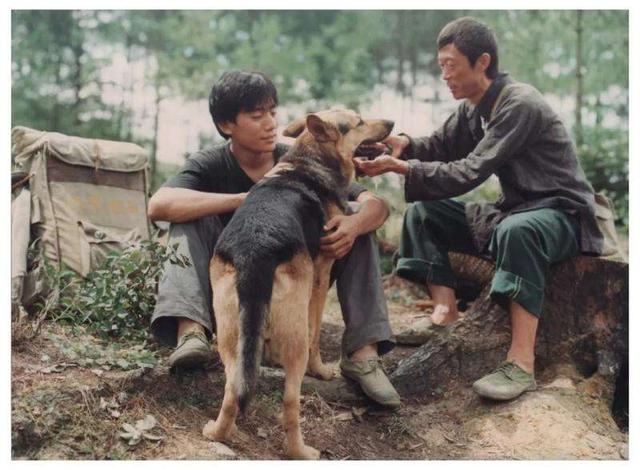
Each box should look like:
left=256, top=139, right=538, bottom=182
left=472, top=361, right=537, bottom=401
left=340, top=357, right=402, bottom=408
left=169, top=330, right=213, bottom=370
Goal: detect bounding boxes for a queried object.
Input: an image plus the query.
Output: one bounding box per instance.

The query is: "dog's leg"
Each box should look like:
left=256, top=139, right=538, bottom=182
left=203, top=260, right=239, bottom=442
left=202, top=360, right=239, bottom=442
left=306, top=256, right=335, bottom=380
left=270, top=255, right=319, bottom=459
left=282, top=343, right=320, bottom=460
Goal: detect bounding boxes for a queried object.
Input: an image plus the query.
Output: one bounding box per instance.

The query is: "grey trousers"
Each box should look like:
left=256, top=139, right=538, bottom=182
left=151, top=214, right=395, bottom=356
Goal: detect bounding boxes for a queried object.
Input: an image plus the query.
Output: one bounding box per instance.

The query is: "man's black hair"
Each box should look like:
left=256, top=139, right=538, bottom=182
left=208, top=70, right=278, bottom=139
left=437, top=17, right=499, bottom=79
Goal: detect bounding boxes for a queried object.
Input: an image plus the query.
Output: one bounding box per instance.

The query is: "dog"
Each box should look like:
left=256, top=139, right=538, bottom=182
left=202, top=109, right=394, bottom=459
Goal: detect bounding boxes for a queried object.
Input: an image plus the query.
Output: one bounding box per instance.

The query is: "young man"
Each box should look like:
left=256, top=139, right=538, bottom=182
left=356, top=17, right=604, bottom=401
left=148, top=70, right=401, bottom=407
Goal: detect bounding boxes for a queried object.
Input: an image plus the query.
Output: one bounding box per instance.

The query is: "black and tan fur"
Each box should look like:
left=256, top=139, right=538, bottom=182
left=202, top=109, right=393, bottom=459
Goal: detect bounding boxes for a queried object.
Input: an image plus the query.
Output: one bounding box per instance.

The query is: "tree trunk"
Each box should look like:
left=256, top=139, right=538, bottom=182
left=150, top=69, right=161, bottom=191
left=575, top=10, right=584, bottom=148
left=389, top=254, right=628, bottom=409
left=71, top=35, right=84, bottom=128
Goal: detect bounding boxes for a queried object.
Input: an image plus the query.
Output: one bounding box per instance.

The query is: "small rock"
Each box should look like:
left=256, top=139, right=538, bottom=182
left=619, top=444, right=629, bottom=460
left=543, top=377, right=575, bottom=390
left=352, top=407, right=366, bottom=422
left=211, top=441, right=236, bottom=458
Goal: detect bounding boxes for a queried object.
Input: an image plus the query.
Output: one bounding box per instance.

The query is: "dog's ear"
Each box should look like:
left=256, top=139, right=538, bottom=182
left=282, top=116, right=306, bottom=137
left=306, top=114, right=340, bottom=143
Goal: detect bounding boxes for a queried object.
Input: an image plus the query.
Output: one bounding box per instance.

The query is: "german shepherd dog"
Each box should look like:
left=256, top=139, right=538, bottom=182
left=202, top=109, right=393, bottom=459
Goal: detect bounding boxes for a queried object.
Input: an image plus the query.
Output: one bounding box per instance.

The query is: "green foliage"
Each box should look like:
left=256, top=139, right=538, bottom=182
left=579, top=127, right=629, bottom=229
left=11, top=10, right=628, bottom=229
left=46, top=332, right=158, bottom=371
left=40, top=240, right=190, bottom=342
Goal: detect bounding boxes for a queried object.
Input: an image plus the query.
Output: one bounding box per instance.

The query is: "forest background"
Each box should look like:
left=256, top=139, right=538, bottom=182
left=11, top=10, right=629, bottom=232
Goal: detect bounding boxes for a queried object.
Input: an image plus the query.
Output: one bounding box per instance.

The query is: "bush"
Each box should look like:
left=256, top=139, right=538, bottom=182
left=579, top=127, right=629, bottom=231
left=40, top=240, right=190, bottom=342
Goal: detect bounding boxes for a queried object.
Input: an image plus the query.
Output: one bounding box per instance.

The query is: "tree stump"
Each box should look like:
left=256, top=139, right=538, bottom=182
left=389, top=253, right=629, bottom=409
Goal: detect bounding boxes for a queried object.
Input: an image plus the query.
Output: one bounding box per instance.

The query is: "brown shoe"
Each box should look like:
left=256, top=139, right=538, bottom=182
left=169, top=331, right=214, bottom=370
left=340, top=357, right=402, bottom=408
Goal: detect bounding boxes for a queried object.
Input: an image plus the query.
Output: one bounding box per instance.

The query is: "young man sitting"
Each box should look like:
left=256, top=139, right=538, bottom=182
left=148, top=70, right=401, bottom=407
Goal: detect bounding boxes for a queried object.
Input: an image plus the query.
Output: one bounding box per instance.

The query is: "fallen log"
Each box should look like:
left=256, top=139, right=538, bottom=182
left=389, top=254, right=629, bottom=411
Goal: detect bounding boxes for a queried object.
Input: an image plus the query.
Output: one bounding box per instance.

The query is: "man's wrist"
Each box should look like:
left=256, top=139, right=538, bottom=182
left=394, top=159, right=410, bottom=175
left=236, top=192, right=247, bottom=205
left=397, top=134, right=411, bottom=158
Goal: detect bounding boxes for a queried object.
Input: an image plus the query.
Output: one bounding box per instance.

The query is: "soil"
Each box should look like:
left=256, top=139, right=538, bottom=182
left=11, top=278, right=628, bottom=460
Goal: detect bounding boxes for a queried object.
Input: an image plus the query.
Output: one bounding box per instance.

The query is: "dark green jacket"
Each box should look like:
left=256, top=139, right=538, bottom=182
left=401, top=73, right=603, bottom=255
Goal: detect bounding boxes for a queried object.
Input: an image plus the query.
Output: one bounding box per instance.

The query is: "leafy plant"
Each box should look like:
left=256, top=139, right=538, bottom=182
left=41, top=240, right=190, bottom=342
left=119, top=415, right=163, bottom=446
left=46, top=332, right=158, bottom=371
left=578, top=127, right=629, bottom=231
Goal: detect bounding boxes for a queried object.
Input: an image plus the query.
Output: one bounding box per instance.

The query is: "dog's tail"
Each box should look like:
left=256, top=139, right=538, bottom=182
left=234, top=256, right=278, bottom=413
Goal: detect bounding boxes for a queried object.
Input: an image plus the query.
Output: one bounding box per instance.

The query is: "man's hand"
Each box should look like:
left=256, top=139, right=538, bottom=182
left=355, top=154, right=409, bottom=177
left=262, top=161, right=293, bottom=180
left=383, top=134, right=411, bottom=159
left=320, top=214, right=361, bottom=259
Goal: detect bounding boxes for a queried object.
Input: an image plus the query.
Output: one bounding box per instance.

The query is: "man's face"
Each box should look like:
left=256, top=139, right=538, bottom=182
left=438, top=43, right=489, bottom=102
left=220, top=102, right=278, bottom=154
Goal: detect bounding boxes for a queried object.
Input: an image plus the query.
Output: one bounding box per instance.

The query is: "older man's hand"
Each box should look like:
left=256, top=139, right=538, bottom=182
left=383, top=135, right=411, bottom=159
left=355, top=155, right=409, bottom=177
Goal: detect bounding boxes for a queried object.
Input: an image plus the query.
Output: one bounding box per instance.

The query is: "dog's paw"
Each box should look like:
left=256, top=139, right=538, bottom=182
left=307, top=362, right=335, bottom=381
left=202, top=419, right=237, bottom=442
left=288, top=444, right=321, bottom=460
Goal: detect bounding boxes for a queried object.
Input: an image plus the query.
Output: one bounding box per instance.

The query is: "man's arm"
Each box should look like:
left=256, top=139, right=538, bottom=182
left=356, top=103, right=473, bottom=176
left=358, top=94, right=542, bottom=202
left=402, top=96, right=542, bottom=202
left=350, top=190, right=391, bottom=234
left=148, top=187, right=246, bottom=223
left=320, top=190, right=390, bottom=259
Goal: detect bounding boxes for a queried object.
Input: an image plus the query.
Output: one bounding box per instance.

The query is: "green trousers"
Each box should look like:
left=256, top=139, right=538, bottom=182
left=396, top=200, right=580, bottom=317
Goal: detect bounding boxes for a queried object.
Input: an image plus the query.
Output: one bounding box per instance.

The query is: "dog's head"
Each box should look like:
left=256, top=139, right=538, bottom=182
left=282, top=109, right=394, bottom=183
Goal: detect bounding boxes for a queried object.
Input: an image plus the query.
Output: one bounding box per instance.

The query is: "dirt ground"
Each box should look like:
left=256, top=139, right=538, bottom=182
left=11, top=278, right=628, bottom=460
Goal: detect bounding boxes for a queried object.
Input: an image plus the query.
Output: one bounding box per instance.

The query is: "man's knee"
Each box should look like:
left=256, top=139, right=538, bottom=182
left=168, top=214, right=223, bottom=240
left=491, top=213, right=542, bottom=256
left=493, top=214, right=540, bottom=251
left=404, top=200, right=457, bottom=238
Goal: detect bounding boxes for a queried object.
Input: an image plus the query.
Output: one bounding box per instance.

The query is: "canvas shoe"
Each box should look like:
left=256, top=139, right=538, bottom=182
left=472, top=361, right=537, bottom=401
left=168, top=330, right=214, bottom=370
left=340, top=357, right=402, bottom=407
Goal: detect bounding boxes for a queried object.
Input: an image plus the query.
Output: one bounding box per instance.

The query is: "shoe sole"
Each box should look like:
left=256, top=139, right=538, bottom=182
left=169, top=350, right=214, bottom=370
